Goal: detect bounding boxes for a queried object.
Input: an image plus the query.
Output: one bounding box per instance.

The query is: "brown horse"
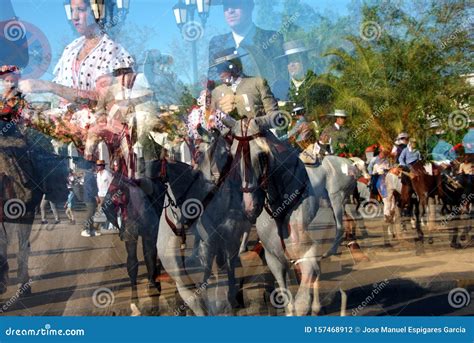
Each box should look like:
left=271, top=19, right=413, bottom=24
left=399, top=160, right=441, bottom=252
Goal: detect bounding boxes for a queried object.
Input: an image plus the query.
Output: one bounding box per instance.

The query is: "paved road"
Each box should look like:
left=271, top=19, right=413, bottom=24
left=1, top=202, right=473, bottom=316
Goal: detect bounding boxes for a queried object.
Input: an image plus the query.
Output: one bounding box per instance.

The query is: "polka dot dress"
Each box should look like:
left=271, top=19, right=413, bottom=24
left=53, top=34, right=134, bottom=91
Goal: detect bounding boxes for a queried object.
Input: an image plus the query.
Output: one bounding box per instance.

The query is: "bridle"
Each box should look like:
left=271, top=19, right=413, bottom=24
left=231, top=118, right=269, bottom=193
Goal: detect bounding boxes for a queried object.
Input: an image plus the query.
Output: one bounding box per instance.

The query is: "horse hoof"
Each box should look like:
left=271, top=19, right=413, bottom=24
left=130, top=303, right=142, bottom=316
left=0, top=283, right=7, bottom=295
left=450, top=243, right=462, bottom=250
left=427, top=238, right=434, bottom=244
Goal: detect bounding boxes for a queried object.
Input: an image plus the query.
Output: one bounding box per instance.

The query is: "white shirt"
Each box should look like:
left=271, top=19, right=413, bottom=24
left=231, top=24, right=255, bottom=48
left=96, top=169, right=113, bottom=197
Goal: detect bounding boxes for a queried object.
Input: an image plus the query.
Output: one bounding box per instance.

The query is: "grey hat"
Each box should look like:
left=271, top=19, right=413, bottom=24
left=329, top=109, right=347, bottom=118
left=276, top=40, right=313, bottom=59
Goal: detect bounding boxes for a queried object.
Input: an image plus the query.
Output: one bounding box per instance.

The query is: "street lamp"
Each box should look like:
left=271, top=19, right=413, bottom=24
left=64, top=0, right=130, bottom=28
left=173, top=0, right=212, bottom=85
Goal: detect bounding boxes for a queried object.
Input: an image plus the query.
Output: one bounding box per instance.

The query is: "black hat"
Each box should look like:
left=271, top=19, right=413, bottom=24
left=209, top=48, right=248, bottom=73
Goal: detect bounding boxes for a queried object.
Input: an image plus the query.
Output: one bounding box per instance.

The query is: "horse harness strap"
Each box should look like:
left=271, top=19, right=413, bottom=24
left=232, top=120, right=264, bottom=193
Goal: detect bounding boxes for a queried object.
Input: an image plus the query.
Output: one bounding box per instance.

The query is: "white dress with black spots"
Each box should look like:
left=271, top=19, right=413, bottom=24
left=53, top=34, right=134, bottom=91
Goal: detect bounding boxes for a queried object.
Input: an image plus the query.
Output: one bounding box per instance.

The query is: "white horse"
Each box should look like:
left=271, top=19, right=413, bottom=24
left=229, top=117, right=368, bottom=315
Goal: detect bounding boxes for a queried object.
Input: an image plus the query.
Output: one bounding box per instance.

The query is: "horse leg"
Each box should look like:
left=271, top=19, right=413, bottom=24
left=16, top=222, right=32, bottom=295
left=263, top=247, right=294, bottom=316
left=125, top=240, right=140, bottom=314
left=413, top=200, right=425, bottom=255
left=324, top=192, right=345, bottom=257
left=0, top=223, right=9, bottom=294
left=295, top=255, right=319, bottom=316
left=142, top=235, right=161, bottom=314
left=239, top=230, right=250, bottom=255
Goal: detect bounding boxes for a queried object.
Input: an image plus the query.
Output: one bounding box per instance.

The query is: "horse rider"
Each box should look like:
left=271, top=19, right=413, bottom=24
left=391, top=132, right=409, bottom=164
left=209, top=47, right=283, bottom=130
left=281, top=106, right=320, bottom=164
left=367, top=145, right=391, bottom=200
left=321, top=109, right=350, bottom=155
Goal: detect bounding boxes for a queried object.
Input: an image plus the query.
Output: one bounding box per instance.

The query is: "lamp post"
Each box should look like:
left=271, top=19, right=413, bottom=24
left=64, top=0, right=130, bottom=28
left=173, top=0, right=211, bottom=85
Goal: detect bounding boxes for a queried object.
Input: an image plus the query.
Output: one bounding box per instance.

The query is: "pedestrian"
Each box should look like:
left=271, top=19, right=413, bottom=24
left=96, top=159, right=113, bottom=233
left=81, top=161, right=100, bottom=237
left=40, top=194, right=60, bottom=225
left=64, top=169, right=76, bottom=225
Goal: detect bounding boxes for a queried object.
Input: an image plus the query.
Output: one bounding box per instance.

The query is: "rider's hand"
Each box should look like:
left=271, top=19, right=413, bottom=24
left=219, top=94, right=236, bottom=114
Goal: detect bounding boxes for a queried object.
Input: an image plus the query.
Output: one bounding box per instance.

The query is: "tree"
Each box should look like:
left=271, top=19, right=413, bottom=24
left=312, top=0, right=472, bottom=155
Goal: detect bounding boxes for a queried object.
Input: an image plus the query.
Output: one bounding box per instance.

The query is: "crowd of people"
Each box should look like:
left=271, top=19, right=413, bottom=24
left=0, top=0, right=472, bottom=238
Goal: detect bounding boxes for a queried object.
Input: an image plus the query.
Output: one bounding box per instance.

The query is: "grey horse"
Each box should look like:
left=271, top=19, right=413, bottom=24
left=157, top=132, right=251, bottom=315
left=229, top=117, right=367, bottom=315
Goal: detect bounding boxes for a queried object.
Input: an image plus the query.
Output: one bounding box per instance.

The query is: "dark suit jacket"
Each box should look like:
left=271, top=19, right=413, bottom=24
left=208, top=26, right=288, bottom=100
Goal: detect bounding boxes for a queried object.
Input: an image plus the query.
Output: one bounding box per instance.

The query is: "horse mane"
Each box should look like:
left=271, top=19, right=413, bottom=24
left=263, top=132, right=309, bottom=216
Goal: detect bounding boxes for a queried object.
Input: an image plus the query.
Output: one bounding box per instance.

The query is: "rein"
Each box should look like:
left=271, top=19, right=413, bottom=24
left=231, top=119, right=265, bottom=193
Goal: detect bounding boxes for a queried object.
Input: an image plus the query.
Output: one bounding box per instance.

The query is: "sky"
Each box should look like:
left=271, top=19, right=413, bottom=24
left=9, top=0, right=352, bottom=84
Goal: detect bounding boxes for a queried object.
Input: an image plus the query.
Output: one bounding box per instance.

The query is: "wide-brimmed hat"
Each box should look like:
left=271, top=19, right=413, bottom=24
left=291, top=106, right=305, bottom=116
left=209, top=48, right=248, bottom=70
left=396, top=132, right=409, bottom=140
left=328, top=109, right=347, bottom=118
left=276, top=40, right=313, bottom=59
left=96, top=159, right=106, bottom=166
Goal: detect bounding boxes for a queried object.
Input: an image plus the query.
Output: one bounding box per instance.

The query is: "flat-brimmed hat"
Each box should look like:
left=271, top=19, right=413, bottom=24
left=209, top=48, right=248, bottom=71
left=291, top=106, right=305, bottom=116
left=96, top=159, right=106, bottom=166
left=275, top=40, right=313, bottom=59
left=329, top=109, right=347, bottom=117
